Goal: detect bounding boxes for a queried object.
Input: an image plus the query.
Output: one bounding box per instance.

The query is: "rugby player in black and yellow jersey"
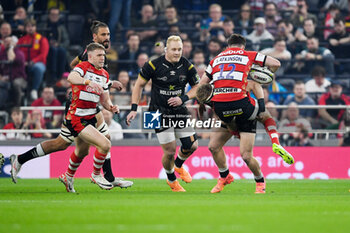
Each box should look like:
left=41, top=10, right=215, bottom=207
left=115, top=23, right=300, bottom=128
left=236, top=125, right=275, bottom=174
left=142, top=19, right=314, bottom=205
left=126, top=35, right=200, bottom=192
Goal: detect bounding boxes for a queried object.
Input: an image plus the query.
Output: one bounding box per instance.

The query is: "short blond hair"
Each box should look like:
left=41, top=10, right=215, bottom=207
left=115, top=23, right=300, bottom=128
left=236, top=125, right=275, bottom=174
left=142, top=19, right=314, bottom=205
left=209, top=3, right=222, bottom=11
left=166, top=35, right=182, bottom=47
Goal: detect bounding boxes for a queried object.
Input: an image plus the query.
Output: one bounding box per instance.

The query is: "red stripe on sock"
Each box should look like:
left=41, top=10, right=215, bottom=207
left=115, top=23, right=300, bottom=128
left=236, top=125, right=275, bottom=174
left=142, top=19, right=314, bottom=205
left=264, top=117, right=280, bottom=145
left=93, top=150, right=107, bottom=175
left=66, top=152, right=83, bottom=177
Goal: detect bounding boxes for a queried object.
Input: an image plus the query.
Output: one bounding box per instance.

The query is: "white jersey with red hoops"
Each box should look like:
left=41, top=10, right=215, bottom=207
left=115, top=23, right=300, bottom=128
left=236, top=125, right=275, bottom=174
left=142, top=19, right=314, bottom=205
left=66, top=61, right=110, bottom=120
left=205, top=47, right=266, bottom=102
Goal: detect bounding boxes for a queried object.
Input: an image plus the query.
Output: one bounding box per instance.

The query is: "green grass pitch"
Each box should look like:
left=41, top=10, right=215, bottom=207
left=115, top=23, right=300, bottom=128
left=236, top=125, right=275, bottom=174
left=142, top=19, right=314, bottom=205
left=0, top=179, right=349, bottom=233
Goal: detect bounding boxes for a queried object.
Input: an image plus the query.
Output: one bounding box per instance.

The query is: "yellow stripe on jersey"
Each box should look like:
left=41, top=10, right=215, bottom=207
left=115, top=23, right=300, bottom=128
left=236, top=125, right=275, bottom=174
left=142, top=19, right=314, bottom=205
left=188, top=64, right=194, bottom=70
left=149, top=61, right=156, bottom=70
left=139, top=74, right=148, bottom=82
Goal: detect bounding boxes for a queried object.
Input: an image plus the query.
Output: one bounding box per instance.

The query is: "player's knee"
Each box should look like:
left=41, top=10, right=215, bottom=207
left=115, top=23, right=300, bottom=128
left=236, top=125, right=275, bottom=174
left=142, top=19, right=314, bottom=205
left=164, top=149, right=176, bottom=159
left=180, top=134, right=197, bottom=150
left=241, top=151, right=253, bottom=164
left=57, top=139, right=70, bottom=151
left=76, top=147, right=89, bottom=157
left=208, top=144, right=221, bottom=155
left=100, top=139, right=111, bottom=153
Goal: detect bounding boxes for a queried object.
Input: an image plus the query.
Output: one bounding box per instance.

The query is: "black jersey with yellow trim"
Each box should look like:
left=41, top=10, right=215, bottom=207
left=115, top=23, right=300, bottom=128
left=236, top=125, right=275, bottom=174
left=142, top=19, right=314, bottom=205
left=140, top=55, right=199, bottom=115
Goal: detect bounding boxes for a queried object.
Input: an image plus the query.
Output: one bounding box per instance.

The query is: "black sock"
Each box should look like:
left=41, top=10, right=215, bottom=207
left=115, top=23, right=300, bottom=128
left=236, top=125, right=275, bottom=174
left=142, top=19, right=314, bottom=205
left=103, top=158, right=115, bottom=182
left=219, top=169, right=230, bottom=178
left=174, top=156, right=185, bottom=168
left=255, top=177, right=265, bottom=183
left=166, top=172, right=177, bottom=182
left=17, top=148, right=38, bottom=164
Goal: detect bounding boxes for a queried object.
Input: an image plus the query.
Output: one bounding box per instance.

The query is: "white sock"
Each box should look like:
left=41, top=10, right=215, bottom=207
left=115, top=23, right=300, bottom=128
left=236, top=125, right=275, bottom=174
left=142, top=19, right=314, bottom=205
left=36, top=143, right=45, bottom=157
left=165, top=168, right=175, bottom=174
left=177, top=154, right=186, bottom=161
left=254, top=174, right=264, bottom=180
left=105, top=152, right=111, bottom=159
left=218, top=167, right=228, bottom=173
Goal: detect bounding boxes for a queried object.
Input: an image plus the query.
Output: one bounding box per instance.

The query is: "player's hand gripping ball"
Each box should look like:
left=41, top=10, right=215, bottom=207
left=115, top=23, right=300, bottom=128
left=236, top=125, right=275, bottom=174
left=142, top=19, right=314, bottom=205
left=249, top=64, right=274, bottom=84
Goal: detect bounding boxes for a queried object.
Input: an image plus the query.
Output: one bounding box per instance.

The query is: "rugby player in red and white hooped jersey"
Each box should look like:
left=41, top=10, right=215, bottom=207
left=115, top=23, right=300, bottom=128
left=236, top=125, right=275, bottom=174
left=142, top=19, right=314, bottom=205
left=199, top=33, right=294, bottom=194
left=7, top=21, right=133, bottom=190
left=58, top=43, right=119, bottom=192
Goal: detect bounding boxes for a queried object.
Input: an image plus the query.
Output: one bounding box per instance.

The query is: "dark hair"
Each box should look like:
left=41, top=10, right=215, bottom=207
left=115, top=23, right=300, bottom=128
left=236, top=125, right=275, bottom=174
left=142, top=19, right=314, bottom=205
left=277, top=19, right=290, bottom=26
left=223, top=17, right=233, bottom=24
left=48, top=7, right=59, bottom=14
left=90, top=20, right=108, bottom=35
left=86, top=42, right=106, bottom=53
left=334, top=15, right=345, bottom=24
left=127, top=33, right=140, bottom=40
left=227, top=33, right=246, bottom=47
left=264, top=2, right=277, bottom=11
left=311, top=66, right=325, bottom=77
left=209, top=37, right=222, bottom=48
left=166, top=5, right=177, bottom=12
left=193, top=49, right=204, bottom=56
left=274, top=37, right=285, bottom=44
left=11, top=107, right=21, bottom=114
left=183, top=38, right=192, bottom=44
left=24, top=18, right=36, bottom=26
left=304, top=17, right=316, bottom=25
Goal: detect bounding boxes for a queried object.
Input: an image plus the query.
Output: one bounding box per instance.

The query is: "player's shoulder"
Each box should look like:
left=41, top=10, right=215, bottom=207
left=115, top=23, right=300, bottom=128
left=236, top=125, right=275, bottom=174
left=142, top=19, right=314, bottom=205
left=75, top=61, right=90, bottom=68
left=150, top=55, right=164, bottom=67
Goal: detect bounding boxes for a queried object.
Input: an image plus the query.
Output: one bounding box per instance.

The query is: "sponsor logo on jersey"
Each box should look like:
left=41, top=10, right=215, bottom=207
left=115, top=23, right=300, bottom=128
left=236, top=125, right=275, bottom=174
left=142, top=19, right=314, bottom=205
left=170, top=70, right=176, bottom=76
left=157, top=76, right=168, bottom=81
left=159, top=89, right=182, bottom=96
left=223, top=109, right=243, bottom=117
left=179, top=75, right=186, bottom=82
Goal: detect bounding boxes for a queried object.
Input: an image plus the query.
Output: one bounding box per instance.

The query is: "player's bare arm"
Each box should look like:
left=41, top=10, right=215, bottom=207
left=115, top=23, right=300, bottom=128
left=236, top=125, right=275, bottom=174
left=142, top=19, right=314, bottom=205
left=70, top=56, right=80, bottom=69
left=100, top=91, right=120, bottom=114
left=111, top=80, right=123, bottom=91
left=263, top=56, right=281, bottom=73
left=126, top=75, right=148, bottom=126
left=67, top=71, right=103, bottom=94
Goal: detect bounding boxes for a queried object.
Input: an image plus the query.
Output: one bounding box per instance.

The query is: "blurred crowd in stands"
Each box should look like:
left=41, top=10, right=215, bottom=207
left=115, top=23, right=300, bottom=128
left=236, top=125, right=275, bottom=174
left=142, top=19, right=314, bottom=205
left=0, top=0, right=349, bottom=145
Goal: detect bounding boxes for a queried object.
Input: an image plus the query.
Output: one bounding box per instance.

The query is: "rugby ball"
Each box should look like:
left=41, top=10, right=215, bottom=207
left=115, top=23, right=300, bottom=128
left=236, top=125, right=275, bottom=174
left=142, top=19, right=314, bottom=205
left=249, top=64, right=274, bottom=84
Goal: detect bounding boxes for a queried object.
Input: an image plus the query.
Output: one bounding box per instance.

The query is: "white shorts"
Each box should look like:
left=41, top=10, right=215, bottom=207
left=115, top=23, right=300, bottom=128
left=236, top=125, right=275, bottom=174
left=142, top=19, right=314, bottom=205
left=156, top=126, right=195, bottom=144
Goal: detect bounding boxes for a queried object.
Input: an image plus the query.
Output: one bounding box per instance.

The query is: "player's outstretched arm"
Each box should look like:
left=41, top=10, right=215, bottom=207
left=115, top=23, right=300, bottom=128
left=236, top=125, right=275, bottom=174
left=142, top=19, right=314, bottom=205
left=70, top=56, right=80, bottom=69
left=126, top=75, right=148, bottom=126
left=101, top=91, right=119, bottom=114
left=67, top=71, right=103, bottom=94
left=264, top=56, right=281, bottom=73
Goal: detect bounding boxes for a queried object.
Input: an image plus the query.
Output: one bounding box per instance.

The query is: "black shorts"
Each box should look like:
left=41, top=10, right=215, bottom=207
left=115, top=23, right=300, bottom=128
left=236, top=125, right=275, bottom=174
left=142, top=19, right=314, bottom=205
left=220, top=120, right=257, bottom=134
left=213, top=97, right=258, bottom=133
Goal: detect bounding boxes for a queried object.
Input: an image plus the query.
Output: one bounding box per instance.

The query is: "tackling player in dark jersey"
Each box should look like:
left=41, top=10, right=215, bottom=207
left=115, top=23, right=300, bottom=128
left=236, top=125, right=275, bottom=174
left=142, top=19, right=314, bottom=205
left=126, top=35, right=200, bottom=192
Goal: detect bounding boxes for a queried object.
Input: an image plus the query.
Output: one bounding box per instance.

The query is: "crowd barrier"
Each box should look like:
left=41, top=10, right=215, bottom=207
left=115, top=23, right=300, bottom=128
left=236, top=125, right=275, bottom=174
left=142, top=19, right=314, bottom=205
left=1, top=146, right=349, bottom=179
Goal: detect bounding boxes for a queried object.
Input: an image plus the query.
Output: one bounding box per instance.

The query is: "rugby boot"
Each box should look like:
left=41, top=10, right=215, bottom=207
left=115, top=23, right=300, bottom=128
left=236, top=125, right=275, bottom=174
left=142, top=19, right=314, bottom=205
left=91, top=173, right=113, bottom=190
left=174, top=166, right=192, bottom=183
left=272, top=143, right=295, bottom=165
left=59, top=173, right=76, bottom=193
left=110, top=178, right=133, bottom=188
left=210, top=174, right=234, bottom=193
left=10, top=154, right=22, bottom=183
left=167, top=180, right=186, bottom=192
left=255, top=182, right=266, bottom=194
